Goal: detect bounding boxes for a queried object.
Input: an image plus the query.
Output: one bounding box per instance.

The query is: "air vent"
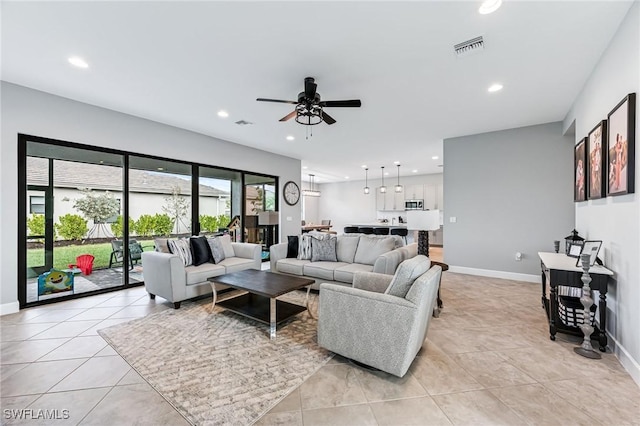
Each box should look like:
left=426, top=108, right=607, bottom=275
left=454, top=36, right=484, bottom=57
left=235, top=120, right=253, bottom=126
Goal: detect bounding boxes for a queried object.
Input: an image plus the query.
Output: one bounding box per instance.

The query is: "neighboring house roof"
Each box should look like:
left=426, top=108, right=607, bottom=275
left=27, top=157, right=229, bottom=197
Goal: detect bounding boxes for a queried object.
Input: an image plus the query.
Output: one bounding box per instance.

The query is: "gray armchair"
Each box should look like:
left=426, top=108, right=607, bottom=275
left=317, top=255, right=441, bottom=377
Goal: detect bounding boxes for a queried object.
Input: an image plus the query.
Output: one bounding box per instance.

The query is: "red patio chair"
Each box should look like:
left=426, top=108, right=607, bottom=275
left=71, top=254, right=95, bottom=275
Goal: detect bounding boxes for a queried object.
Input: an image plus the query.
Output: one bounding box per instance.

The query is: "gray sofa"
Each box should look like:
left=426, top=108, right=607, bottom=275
left=141, top=242, right=261, bottom=308
left=270, top=234, right=417, bottom=289
left=317, top=255, right=441, bottom=377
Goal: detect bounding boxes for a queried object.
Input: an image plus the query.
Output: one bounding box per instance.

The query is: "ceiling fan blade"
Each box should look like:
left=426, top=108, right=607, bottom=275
left=279, top=110, right=298, bottom=122
left=319, top=99, right=362, bottom=108
left=256, top=98, right=298, bottom=105
left=321, top=110, right=337, bottom=125
left=304, top=77, right=317, bottom=100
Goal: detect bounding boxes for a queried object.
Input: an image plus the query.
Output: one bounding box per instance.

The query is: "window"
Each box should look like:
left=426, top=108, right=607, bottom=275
left=30, top=196, right=45, bottom=214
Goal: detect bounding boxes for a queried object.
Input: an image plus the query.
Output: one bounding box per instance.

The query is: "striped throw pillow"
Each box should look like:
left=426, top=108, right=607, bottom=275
left=168, top=238, right=192, bottom=266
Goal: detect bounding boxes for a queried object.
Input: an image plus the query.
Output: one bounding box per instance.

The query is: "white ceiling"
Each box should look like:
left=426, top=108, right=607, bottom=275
left=1, top=1, right=633, bottom=183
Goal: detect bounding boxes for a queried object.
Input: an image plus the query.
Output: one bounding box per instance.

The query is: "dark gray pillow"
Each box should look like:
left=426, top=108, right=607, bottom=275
left=311, top=236, right=337, bottom=262
left=190, top=236, right=211, bottom=266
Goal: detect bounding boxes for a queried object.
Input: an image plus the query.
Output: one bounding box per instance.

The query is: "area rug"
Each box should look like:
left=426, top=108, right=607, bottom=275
left=98, top=291, right=332, bottom=425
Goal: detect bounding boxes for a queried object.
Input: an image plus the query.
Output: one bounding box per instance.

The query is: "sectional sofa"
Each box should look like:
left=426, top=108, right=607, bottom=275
left=270, top=233, right=418, bottom=289
left=142, top=241, right=261, bottom=308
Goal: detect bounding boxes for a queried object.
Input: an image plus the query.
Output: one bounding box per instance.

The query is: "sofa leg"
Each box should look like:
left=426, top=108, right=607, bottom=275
left=149, top=293, right=156, bottom=299
left=173, top=302, right=181, bottom=309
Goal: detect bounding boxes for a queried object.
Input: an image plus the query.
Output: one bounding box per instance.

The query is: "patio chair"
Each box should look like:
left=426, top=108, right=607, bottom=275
left=109, top=239, right=145, bottom=270
left=69, top=254, right=95, bottom=275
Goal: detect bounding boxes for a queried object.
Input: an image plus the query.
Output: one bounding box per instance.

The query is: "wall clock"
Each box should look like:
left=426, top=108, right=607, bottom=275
left=283, top=181, right=300, bottom=206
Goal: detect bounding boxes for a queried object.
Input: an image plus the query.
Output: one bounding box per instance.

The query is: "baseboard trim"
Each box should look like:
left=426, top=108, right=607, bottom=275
left=608, top=334, right=640, bottom=387
left=448, top=266, right=540, bottom=283
left=0, top=301, right=20, bottom=316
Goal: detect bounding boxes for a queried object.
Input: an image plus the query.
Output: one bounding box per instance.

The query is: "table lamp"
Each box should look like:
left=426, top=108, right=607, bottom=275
left=406, top=210, right=440, bottom=257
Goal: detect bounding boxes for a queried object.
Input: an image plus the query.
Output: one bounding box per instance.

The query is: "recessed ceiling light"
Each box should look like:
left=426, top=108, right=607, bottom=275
left=286, top=135, right=295, bottom=141
left=432, top=156, right=439, bottom=160
left=412, top=169, right=418, bottom=173
left=488, top=83, right=503, bottom=93
left=217, top=110, right=229, bottom=118
left=302, top=166, right=308, bottom=169
left=393, top=160, right=400, bottom=165
left=344, top=176, right=350, bottom=179
left=68, top=56, right=88, bottom=69
left=361, top=164, right=367, bottom=168
left=384, top=172, right=389, bottom=176
left=479, top=0, right=502, bottom=15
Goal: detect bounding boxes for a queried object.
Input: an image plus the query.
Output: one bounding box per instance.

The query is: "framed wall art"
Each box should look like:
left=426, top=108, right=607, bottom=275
left=574, top=138, right=587, bottom=202
left=607, top=93, right=636, bottom=196
left=587, top=120, right=607, bottom=200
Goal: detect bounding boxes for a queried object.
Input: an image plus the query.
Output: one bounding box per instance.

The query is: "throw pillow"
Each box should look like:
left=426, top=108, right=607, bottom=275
left=353, top=235, right=396, bottom=265
left=297, top=234, right=313, bottom=260
left=385, top=255, right=431, bottom=298
left=287, top=236, right=299, bottom=258
left=311, top=236, right=338, bottom=262
left=167, top=238, right=193, bottom=266
left=154, top=238, right=170, bottom=253
left=207, top=237, right=225, bottom=264
left=190, top=236, right=212, bottom=266
left=336, top=234, right=360, bottom=263
left=219, top=234, right=235, bottom=258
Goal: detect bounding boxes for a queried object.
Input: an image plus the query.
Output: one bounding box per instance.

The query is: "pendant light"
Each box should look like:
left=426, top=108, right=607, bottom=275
left=380, top=166, right=387, bottom=193
left=394, top=164, right=403, bottom=193
left=364, top=168, right=370, bottom=194
left=303, top=174, right=321, bottom=197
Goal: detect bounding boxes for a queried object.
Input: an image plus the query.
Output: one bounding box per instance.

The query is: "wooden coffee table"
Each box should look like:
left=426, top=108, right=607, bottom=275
left=207, top=270, right=314, bottom=340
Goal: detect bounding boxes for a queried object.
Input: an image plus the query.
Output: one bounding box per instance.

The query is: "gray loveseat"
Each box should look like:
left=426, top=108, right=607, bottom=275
left=270, top=234, right=417, bottom=289
left=142, top=242, right=261, bottom=308
left=318, top=255, right=441, bottom=377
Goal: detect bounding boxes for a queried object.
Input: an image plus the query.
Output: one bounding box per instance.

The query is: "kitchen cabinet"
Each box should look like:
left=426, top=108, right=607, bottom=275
left=424, top=185, right=437, bottom=210
left=404, top=184, right=424, bottom=201
left=376, top=188, right=404, bottom=211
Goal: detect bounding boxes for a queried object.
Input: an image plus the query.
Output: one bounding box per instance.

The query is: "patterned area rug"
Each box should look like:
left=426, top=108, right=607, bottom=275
left=98, top=291, right=331, bottom=425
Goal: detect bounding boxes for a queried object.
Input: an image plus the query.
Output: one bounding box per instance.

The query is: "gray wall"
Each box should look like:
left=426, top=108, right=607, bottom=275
left=0, top=82, right=301, bottom=310
left=443, top=122, right=574, bottom=277
left=563, top=1, right=639, bottom=384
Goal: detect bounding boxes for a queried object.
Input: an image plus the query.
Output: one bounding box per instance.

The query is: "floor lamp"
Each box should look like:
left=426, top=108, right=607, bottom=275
left=406, top=210, right=440, bottom=257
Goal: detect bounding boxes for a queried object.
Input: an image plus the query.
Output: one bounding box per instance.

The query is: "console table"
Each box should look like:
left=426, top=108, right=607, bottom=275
left=538, top=252, right=613, bottom=351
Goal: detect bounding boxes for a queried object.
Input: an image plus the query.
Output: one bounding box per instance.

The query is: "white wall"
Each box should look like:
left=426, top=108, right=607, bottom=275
left=1, top=82, right=301, bottom=312
left=305, top=174, right=443, bottom=237
left=563, top=1, right=640, bottom=385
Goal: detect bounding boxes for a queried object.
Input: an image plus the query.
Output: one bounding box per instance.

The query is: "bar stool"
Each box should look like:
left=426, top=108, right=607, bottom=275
left=374, top=227, right=390, bottom=235
left=343, top=226, right=359, bottom=234
left=390, top=228, right=408, bottom=244
left=358, top=227, right=374, bottom=235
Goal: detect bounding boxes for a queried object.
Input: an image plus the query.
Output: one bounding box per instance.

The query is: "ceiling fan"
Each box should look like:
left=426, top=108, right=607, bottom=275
left=257, top=77, right=361, bottom=126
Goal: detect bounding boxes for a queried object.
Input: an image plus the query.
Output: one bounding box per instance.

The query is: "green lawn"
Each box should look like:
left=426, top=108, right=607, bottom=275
left=27, top=240, right=154, bottom=270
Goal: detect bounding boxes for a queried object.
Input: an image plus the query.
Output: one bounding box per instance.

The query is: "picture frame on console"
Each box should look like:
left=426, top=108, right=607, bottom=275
left=576, top=240, right=602, bottom=267
left=606, top=93, right=636, bottom=196
left=567, top=242, right=583, bottom=258
left=587, top=120, right=607, bottom=200
left=574, top=138, right=587, bottom=202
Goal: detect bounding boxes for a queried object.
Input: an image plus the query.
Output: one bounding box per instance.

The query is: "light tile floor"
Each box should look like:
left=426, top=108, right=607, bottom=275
left=2, top=262, right=639, bottom=425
